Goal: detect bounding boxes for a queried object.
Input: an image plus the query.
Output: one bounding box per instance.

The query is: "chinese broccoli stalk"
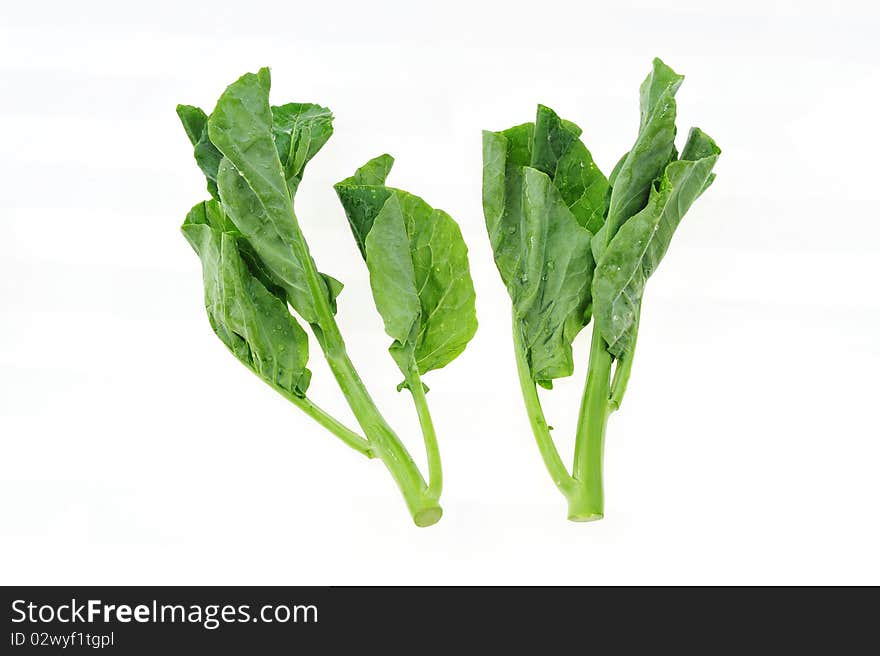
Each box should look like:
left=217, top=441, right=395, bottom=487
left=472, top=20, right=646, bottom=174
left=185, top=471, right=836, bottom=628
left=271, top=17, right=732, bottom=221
left=177, top=69, right=477, bottom=526
left=482, top=58, right=720, bottom=520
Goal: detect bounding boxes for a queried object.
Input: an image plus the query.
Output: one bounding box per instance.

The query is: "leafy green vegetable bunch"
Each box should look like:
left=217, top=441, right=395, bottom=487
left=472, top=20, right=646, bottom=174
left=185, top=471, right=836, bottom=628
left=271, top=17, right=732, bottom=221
left=482, top=58, right=720, bottom=520
left=177, top=69, right=477, bottom=527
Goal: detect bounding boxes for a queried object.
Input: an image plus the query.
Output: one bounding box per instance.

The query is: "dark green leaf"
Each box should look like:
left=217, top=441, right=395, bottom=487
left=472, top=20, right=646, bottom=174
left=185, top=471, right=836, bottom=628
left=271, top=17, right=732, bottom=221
left=340, top=153, right=395, bottom=186
left=530, top=105, right=582, bottom=177
left=517, top=167, right=594, bottom=387
left=531, top=105, right=608, bottom=234
left=334, top=154, right=395, bottom=258
left=602, top=58, right=683, bottom=249
left=335, top=157, right=477, bottom=378
left=182, top=200, right=311, bottom=396
left=482, top=125, right=532, bottom=289
left=591, top=151, right=631, bottom=261
left=176, top=104, right=223, bottom=199
left=176, top=104, right=207, bottom=144
left=207, top=69, right=340, bottom=322
left=483, top=108, right=601, bottom=386
left=216, top=158, right=342, bottom=321
left=592, top=128, right=720, bottom=358
left=364, top=193, right=421, bottom=344
left=608, top=151, right=629, bottom=187
left=271, top=103, right=334, bottom=196
left=364, top=190, right=478, bottom=377
left=639, top=57, right=685, bottom=130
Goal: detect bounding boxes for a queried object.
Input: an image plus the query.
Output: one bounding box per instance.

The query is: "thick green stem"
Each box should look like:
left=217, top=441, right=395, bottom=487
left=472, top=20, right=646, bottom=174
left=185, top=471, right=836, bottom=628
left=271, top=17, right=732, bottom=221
left=287, top=209, right=440, bottom=527
left=570, top=328, right=613, bottom=521
left=512, top=311, right=577, bottom=497
left=321, top=343, right=441, bottom=526
left=404, top=362, right=442, bottom=499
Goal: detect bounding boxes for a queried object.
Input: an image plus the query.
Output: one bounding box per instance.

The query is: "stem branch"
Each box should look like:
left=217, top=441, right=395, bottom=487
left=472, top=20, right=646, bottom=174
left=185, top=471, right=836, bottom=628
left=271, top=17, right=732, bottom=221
left=512, top=311, right=576, bottom=497
left=609, top=313, right=638, bottom=411
left=287, top=208, right=440, bottom=526
left=279, top=389, right=374, bottom=458
left=404, top=362, right=442, bottom=499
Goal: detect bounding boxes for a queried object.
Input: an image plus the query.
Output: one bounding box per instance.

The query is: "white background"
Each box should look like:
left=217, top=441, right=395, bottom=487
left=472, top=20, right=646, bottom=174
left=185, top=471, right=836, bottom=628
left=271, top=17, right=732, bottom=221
left=2, top=0, right=878, bottom=585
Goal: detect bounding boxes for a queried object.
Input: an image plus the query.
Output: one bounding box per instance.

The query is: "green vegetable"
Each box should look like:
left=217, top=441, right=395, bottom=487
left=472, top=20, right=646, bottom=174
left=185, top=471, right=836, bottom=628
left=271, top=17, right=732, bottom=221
left=483, top=58, right=720, bottom=521
left=178, top=68, right=477, bottom=526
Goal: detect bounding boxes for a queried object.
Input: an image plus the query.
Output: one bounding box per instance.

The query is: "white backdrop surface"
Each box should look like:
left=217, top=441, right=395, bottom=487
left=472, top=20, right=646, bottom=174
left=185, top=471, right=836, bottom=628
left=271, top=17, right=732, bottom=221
left=1, top=0, right=878, bottom=584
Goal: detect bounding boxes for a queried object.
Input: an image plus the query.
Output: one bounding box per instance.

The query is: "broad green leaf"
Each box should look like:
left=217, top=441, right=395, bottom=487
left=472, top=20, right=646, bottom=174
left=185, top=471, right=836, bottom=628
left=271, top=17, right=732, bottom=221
left=639, top=57, right=684, bottom=130
left=340, top=153, right=395, bottom=186
left=363, top=194, right=421, bottom=343
left=594, top=143, right=679, bottom=263
left=333, top=154, right=395, bottom=258
left=336, top=158, right=477, bottom=378
left=207, top=69, right=340, bottom=322
left=483, top=106, right=604, bottom=386
left=182, top=194, right=233, bottom=231
left=482, top=125, right=533, bottom=289
left=176, top=104, right=206, bottom=144
left=591, top=151, right=631, bottom=261
left=188, top=195, right=290, bottom=301
left=176, top=104, right=223, bottom=199
left=531, top=105, right=608, bottom=234
left=530, top=105, right=582, bottom=176
left=517, top=168, right=594, bottom=387
left=271, top=103, right=334, bottom=195
left=215, top=158, right=343, bottom=319
left=608, top=151, right=629, bottom=186
left=602, top=58, right=683, bottom=248
left=680, top=127, right=719, bottom=194
left=364, top=191, right=478, bottom=377
left=208, top=68, right=289, bottom=227
left=182, top=200, right=311, bottom=397
left=593, top=128, right=720, bottom=358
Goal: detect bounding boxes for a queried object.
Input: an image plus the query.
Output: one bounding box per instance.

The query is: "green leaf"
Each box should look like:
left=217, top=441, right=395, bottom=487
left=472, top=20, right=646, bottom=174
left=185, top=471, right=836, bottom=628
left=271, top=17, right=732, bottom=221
left=531, top=105, right=608, bottom=234
left=335, top=158, right=477, bottom=377
left=364, top=193, right=421, bottom=343
left=176, top=104, right=223, bottom=199
left=364, top=191, right=478, bottom=377
left=530, top=105, right=583, bottom=177
left=333, top=154, right=395, bottom=258
left=182, top=200, right=311, bottom=396
left=602, top=58, right=683, bottom=249
left=176, top=104, right=207, bottom=144
left=215, top=158, right=339, bottom=320
left=271, top=103, right=334, bottom=196
left=517, top=168, right=594, bottom=387
left=482, top=106, right=603, bottom=387
left=207, top=69, right=340, bottom=322
left=482, top=125, right=533, bottom=290
left=608, top=151, right=629, bottom=186
left=208, top=68, right=288, bottom=222
left=591, top=151, right=631, bottom=262
left=639, top=57, right=685, bottom=130
left=592, top=128, right=720, bottom=358
left=340, top=152, right=395, bottom=186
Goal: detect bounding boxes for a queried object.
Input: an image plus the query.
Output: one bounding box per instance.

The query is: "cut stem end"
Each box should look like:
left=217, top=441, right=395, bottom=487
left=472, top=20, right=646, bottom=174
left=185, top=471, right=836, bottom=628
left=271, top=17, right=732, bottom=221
left=568, top=512, right=604, bottom=523
left=412, top=506, right=443, bottom=528
left=565, top=485, right=604, bottom=523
